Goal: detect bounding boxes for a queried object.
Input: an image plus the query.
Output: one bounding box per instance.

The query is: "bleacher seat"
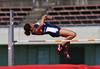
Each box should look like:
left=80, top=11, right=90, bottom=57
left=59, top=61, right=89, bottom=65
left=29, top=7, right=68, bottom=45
left=0, top=7, right=32, bottom=26
left=46, top=5, right=100, bottom=26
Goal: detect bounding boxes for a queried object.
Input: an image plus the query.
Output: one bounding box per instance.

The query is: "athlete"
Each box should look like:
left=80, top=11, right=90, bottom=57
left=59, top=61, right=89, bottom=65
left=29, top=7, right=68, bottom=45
left=24, top=15, right=76, bottom=58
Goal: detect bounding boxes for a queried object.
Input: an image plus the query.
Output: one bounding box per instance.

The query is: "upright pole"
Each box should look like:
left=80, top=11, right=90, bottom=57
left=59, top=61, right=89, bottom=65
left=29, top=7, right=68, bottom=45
left=8, top=10, right=14, bottom=66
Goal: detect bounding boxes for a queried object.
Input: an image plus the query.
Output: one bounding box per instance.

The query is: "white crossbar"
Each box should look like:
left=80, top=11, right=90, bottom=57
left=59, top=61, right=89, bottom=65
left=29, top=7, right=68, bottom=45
left=15, top=39, right=100, bottom=43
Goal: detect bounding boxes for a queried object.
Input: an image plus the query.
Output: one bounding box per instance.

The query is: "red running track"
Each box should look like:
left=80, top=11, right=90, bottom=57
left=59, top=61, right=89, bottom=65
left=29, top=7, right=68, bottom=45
left=0, top=64, right=99, bottom=69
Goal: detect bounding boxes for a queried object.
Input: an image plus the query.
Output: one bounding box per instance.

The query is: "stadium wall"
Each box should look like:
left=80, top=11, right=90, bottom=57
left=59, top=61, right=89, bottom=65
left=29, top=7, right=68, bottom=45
left=0, top=26, right=100, bottom=44
left=0, top=26, right=100, bottom=66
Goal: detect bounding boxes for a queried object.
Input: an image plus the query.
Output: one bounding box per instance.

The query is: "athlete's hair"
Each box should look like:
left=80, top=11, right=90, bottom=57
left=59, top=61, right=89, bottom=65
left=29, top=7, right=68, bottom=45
left=24, top=23, right=31, bottom=36
left=34, top=24, right=39, bottom=28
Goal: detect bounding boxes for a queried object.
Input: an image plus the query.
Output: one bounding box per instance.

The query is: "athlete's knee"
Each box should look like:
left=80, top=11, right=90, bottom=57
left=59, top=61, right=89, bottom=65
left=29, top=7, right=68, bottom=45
left=64, top=32, right=76, bottom=40
left=71, top=31, right=77, bottom=38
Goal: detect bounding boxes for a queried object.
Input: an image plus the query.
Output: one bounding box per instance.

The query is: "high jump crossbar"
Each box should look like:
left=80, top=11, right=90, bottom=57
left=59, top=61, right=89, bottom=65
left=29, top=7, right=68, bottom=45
left=15, top=39, right=100, bottom=43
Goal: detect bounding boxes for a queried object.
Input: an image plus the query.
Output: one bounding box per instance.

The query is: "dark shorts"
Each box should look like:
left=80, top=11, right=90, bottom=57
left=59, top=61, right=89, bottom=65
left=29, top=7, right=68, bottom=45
left=42, top=23, right=61, bottom=37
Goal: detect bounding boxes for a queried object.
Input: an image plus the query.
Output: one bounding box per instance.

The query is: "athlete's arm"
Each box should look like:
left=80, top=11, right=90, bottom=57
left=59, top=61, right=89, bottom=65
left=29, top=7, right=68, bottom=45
left=35, top=15, right=47, bottom=33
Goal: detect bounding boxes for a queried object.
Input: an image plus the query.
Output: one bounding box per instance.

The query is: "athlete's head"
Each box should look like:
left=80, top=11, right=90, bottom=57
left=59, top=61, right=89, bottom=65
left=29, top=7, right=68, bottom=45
left=24, top=23, right=39, bottom=36
left=24, top=23, right=31, bottom=36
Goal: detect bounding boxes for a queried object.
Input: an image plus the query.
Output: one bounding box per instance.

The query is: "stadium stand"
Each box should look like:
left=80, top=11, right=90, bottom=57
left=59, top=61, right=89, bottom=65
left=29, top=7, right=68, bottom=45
left=1, top=1, right=100, bottom=27
left=46, top=5, right=100, bottom=26
left=0, top=7, right=32, bottom=26
left=0, top=0, right=56, bottom=27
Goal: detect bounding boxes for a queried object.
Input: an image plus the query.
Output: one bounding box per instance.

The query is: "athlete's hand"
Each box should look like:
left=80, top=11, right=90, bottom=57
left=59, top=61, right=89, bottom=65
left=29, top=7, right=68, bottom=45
left=42, top=15, right=47, bottom=19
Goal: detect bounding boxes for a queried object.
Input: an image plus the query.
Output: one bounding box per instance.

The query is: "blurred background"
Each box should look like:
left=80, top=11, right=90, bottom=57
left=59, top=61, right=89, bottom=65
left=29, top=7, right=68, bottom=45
left=0, top=0, right=100, bottom=66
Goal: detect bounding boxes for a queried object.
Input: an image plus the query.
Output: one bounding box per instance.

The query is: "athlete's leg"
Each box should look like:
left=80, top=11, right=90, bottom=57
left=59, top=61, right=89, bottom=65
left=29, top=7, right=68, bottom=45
left=58, top=28, right=76, bottom=58
left=59, top=28, right=76, bottom=41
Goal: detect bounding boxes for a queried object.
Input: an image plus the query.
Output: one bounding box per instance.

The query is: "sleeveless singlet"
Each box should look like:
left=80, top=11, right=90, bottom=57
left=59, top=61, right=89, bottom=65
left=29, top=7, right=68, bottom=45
left=42, top=23, right=61, bottom=37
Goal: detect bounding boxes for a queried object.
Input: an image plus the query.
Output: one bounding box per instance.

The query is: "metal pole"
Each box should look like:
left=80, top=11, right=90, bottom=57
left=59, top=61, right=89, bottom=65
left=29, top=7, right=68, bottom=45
left=8, top=10, right=14, bottom=66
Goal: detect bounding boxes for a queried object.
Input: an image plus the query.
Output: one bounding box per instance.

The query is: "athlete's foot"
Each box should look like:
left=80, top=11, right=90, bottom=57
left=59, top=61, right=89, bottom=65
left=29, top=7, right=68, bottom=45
left=63, top=46, right=70, bottom=59
left=57, top=44, right=62, bottom=55
left=57, top=43, right=70, bottom=59
left=64, top=49, right=70, bottom=59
